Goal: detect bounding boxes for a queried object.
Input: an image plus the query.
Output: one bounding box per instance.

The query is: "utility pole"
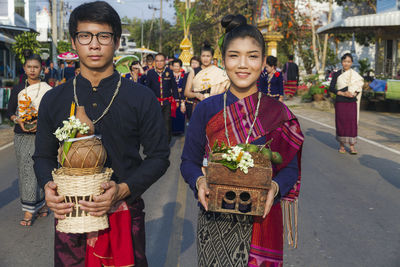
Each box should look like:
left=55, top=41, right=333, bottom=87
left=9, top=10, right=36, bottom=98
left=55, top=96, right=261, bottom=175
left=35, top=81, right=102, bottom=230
left=159, top=0, right=163, bottom=52
left=51, top=0, right=58, bottom=64
left=59, top=0, right=64, bottom=41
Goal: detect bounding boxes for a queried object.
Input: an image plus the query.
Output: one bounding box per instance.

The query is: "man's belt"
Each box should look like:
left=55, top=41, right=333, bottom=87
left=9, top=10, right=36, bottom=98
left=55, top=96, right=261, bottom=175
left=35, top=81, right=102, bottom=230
left=157, top=96, right=177, bottom=118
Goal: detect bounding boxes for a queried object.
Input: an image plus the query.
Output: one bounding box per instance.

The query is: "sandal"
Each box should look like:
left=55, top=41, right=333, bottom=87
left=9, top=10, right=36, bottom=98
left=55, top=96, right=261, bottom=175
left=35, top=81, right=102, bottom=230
left=20, top=219, right=33, bottom=226
left=37, top=208, right=49, bottom=218
left=20, top=212, right=34, bottom=226
left=350, top=150, right=358, bottom=155
left=338, top=148, right=346, bottom=154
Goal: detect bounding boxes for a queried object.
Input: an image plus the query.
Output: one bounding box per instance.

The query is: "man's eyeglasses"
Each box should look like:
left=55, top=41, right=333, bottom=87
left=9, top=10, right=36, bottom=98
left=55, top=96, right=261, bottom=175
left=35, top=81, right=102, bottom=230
left=75, top=31, right=114, bottom=45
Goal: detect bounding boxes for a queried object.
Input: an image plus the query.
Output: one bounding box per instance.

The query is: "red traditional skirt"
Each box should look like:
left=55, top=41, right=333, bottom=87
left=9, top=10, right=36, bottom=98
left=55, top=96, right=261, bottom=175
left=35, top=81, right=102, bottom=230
left=335, top=101, right=358, bottom=144
left=284, top=80, right=298, bottom=96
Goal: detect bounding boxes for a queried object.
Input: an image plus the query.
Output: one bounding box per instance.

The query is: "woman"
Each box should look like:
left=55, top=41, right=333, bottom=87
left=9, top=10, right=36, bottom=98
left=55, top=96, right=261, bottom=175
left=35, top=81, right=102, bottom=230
left=181, top=14, right=304, bottom=266
left=124, top=60, right=146, bottom=84
left=181, top=56, right=200, bottom=122
left=329, top=53, right=363, bottom=154
left=258, top=56, right=284, bottom=102
left=171, top=58, right=186, bottom=135
left=7, top=54, right=52, bottom=226
left=184, top=42, right=230, bottom=107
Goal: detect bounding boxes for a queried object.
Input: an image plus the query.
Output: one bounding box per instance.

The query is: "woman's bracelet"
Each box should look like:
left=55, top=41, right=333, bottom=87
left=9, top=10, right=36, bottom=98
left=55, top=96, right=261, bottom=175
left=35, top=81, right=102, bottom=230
left=271, top=180, right=279, bottom=198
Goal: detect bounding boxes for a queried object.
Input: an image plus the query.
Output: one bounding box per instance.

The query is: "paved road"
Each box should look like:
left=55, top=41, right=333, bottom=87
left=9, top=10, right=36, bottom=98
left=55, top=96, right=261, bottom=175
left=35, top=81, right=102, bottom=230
left=0, top=111, right=399, bottom=266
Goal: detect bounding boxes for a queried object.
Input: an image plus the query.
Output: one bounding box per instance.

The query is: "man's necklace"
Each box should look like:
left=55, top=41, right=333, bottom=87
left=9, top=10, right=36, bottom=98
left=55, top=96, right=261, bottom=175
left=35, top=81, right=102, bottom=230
left=73, top=75, right=122, bottom=125
left=223, top=90, right=262, bottom=147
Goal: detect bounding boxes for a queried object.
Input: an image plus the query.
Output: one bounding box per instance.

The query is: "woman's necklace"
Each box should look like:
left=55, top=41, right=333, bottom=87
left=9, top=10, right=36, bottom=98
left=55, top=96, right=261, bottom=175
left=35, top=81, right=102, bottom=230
left=223, top=90, right=262, bottom=147
left=24, top=79, right=41, bottom=101
left=73, top=75, right=121, bottom=125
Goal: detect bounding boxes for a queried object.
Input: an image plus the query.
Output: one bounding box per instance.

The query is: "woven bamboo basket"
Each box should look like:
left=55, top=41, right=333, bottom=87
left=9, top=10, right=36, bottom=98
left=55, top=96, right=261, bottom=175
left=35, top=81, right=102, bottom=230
left=52, top=167, right=113, bottom=233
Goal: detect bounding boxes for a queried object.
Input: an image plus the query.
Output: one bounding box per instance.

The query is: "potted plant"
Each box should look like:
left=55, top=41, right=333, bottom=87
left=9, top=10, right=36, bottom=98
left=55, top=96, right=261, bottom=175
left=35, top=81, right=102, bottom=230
left=309, top=83, right=327, bottom=101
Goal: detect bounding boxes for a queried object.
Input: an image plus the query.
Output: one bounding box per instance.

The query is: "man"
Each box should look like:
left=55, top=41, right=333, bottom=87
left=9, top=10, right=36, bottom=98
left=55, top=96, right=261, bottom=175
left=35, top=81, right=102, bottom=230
left=57, top=62, right=65, bottom=83
left=33, top=2, right=170, bottom=266
left=143, top=54, right=154, bottom=73
left=171, top=58, right=186, bottom=135
left=45, top=62, right=59, bottom=86
left=145, top=53, right=178, bottom=143
left=282, top=55, right=299, bottom=99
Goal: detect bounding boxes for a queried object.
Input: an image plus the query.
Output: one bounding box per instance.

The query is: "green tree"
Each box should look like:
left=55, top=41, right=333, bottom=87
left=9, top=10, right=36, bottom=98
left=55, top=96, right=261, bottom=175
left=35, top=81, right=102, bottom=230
left=57, top=40, right=73, bottom=54
left=12, top=32, right=42, bottom=64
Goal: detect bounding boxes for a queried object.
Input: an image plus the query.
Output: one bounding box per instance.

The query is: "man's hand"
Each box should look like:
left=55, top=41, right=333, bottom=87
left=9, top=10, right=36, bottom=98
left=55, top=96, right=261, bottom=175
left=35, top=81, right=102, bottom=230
left=80, top=181, right=130, bottom=216
left=262, top=182, right=278, bottom=218
left=197, top=177, right=209, bottom=211
left=45, top=181, right=74, bottom=220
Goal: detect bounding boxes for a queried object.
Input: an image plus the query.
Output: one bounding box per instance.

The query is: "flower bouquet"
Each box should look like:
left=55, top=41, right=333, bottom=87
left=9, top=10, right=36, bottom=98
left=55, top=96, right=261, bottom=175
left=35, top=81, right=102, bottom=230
left=18, top=94, right=38, bottom=130
left=206, top=140, right=282, bottom=216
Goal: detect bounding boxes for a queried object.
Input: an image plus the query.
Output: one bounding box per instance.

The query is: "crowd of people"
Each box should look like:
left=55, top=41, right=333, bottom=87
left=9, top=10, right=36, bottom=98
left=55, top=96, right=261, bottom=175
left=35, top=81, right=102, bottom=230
left=6, top=1, right=364, bottom=266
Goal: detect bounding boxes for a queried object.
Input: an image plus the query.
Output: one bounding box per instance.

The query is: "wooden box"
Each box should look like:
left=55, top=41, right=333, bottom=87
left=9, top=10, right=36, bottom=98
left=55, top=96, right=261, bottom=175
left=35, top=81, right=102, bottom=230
left=206, top=152, right=272, bottom=216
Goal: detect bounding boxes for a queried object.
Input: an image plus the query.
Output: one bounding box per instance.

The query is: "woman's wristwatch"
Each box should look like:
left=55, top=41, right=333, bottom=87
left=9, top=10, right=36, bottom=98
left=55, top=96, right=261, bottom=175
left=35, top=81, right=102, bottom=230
left=13, top=117, right=19, bottom=124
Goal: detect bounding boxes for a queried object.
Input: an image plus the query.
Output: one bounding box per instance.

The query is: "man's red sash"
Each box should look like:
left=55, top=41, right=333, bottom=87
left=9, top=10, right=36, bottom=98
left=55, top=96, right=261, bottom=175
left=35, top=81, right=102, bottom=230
left=157, top=97, right=177, bottom=118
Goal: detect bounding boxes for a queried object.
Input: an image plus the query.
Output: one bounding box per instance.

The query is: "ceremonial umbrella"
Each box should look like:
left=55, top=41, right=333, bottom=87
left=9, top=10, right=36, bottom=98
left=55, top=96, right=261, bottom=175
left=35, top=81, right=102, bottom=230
left=130, top=47, right=158, bottom=55
left=57, top=52, right=79, bottom=61
left=115, top=55, right=140, bottom=74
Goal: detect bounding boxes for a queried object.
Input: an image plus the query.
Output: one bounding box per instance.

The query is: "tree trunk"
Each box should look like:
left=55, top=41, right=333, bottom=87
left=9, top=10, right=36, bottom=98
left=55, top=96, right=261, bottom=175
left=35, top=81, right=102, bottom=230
left=309, top=0, right=320, bottom=74
left=321, top=0, right=333, bottom=72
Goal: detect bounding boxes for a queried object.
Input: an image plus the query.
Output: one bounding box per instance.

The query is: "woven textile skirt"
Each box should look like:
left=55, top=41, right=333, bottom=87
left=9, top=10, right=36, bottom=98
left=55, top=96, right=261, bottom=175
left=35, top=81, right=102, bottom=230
left=197, top=210, right=253, bottom=267
left=335, top=102, right=358, bottom=144
left=14, top=133, right=45, bottom=213
left=283, top=81, right=297, bottom=96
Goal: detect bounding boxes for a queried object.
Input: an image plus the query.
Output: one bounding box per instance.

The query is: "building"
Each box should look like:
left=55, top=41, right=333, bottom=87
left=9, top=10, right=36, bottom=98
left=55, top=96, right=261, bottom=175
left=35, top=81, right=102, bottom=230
left=36, top=7, right=50, bottom=42
left=0, top=0, right=38, bottom=80
left=318, top=0, right=400, bottom=78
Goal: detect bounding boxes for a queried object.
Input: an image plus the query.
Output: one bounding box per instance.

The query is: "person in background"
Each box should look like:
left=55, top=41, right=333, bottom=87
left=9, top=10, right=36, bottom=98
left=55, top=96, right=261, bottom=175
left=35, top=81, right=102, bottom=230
left=143, top=54, right=154, bottom=73
left=181, top=14, right=303, bottom=266
left=45, top=62, right=59, bottom=87
left=329, top=53, right=364, bottom=155
left=282, top=55, right=299, bottom=99
left=171, top=58, right=186, bottom=135
left=74, top=61, right=81, bottom=76
left=64, top=61, right=76, bottom=81
left=184, top=42, right=229, bottom=109
left=145, top=53, right=179, bottom=143
left=57, top=61, right=66, bottom=83
left=181, top=56, right=200, bottom=123
left=7, top=53, right=52, bottom=226
left=123, top=61, right=146, bottom=84
left=258, top=55, right=284, bottom=102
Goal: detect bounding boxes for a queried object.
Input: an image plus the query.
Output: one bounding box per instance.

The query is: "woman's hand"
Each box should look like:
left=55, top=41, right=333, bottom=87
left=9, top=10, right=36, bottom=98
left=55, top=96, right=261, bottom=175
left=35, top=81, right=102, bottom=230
left=28, top=120, right=38, bottom=132
left=16, top=118, right=29, bottom=132
left=338, top=91, right=355, bottom=98
left=197, top=176, right=209, bottom=211
left=263, top=181, right=279, bottom=218
left=196, top=93, right=205, bottom=101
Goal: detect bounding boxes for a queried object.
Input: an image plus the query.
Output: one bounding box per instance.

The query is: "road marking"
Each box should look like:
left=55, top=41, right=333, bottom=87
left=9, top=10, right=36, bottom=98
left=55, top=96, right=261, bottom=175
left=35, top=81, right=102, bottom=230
left=165, top=138, right=187, bottom=267
left=0, top=142, right=13, bottom=152
left=296, top=114, right=400, bottom=156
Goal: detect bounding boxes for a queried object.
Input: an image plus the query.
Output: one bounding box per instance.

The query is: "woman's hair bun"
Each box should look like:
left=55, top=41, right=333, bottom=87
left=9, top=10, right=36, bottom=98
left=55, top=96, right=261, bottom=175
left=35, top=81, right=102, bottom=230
left=221, top=14, right=247, bottom=33
left=203, top=41, right=211, bottom=49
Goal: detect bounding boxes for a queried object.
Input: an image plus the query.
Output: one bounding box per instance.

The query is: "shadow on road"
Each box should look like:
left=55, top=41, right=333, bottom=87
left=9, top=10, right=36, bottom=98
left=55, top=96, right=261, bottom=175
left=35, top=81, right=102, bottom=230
left=376, top=130, right=400, bottom=143
left=146, top=202, right=194, bottom=266
left=0, top=179, right=18, bottom=209
left=305, top=128, right=338, bottom=150
left=359, top=154, right=400, bottom=189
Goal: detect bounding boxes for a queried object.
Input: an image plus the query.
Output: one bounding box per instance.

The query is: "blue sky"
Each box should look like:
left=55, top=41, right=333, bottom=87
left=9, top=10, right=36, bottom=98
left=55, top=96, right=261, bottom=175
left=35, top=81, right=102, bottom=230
left=38, top=0, right=176, bottom=23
